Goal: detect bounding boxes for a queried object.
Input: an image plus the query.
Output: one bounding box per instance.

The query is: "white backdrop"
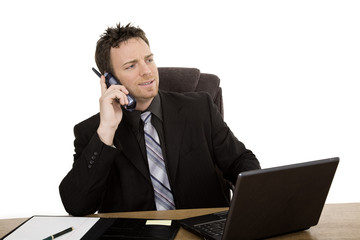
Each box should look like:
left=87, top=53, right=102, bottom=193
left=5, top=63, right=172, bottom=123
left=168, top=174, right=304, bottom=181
left=0, top=0, right=359, bottom=218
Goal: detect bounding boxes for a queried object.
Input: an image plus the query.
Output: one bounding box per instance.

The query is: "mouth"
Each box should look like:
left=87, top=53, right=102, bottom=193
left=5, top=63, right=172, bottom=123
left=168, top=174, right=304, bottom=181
left=138, top=79, right=155, bottom=86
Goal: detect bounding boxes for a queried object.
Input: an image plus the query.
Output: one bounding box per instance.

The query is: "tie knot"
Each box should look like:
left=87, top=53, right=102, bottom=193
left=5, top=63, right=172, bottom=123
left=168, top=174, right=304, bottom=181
left=141, top=111, right=152, bottom=124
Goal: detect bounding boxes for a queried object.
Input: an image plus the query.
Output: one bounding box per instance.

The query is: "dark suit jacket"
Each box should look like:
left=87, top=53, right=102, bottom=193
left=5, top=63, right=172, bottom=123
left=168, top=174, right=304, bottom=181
left=59, top=91, right=260, bottom=216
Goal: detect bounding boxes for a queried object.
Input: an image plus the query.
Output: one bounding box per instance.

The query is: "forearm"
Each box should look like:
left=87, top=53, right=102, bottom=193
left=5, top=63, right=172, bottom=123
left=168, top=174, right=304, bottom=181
left=228, top=147, right=260, bottom=184
left=207, top=94, right=260, bottom=184
left=214, top=127, right=260, bottom=184
left=59, top=133, right=118, bottom=216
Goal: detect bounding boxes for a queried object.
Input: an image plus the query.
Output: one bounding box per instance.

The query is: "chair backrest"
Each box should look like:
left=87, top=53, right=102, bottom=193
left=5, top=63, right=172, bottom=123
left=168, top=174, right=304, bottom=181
left=158, top=67, right=224, bottom=118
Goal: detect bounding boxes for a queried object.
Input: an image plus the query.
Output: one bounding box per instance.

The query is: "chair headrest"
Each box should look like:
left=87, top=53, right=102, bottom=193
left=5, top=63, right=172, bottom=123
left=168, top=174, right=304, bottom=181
left=158, top=67, right=220, bottom=97
left=158, top=67, right=223, bottom=118
left=158, top=67, right=201, bottom=92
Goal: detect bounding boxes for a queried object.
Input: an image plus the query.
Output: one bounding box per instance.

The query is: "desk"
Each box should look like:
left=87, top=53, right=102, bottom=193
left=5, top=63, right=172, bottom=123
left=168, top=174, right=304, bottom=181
left=1, top=203, right=359, bottom=239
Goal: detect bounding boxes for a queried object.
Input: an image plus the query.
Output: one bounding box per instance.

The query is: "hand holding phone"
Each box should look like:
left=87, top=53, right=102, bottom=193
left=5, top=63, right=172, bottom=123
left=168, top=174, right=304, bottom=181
left=92, top=67, right=136, bottom=111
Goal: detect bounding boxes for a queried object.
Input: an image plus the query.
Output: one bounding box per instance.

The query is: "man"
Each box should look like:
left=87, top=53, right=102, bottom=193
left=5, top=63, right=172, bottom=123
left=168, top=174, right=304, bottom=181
left=59, top=23, right=260, bottom=216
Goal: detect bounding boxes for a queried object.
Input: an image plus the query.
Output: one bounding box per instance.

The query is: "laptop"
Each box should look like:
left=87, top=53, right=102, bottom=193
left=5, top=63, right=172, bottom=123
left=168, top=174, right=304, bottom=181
left=178, top=157, right=339, bottom=240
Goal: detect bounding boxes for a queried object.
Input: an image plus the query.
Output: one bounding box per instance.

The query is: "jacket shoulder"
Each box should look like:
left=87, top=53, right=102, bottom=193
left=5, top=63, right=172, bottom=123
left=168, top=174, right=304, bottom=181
left=74, top=113, right=100, bottom=133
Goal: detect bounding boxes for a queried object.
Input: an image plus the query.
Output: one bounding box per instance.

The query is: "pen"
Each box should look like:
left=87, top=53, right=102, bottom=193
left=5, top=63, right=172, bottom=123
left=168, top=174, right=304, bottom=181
left=43, top=227, right=73, bottom=240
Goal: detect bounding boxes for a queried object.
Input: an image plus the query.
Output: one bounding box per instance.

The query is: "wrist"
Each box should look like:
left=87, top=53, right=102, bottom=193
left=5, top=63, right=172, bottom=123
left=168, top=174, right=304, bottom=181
left=97, top=125, right=116, bottom=146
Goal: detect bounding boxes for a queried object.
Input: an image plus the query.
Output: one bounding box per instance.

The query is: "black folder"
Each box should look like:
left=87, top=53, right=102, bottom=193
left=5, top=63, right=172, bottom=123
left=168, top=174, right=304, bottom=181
left=82, top=218, right=179, bottom=240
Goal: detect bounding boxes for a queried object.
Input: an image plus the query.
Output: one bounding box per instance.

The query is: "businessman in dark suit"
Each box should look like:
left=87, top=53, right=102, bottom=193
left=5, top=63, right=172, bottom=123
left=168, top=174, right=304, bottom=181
left=59, top=23, right=260, bottom=216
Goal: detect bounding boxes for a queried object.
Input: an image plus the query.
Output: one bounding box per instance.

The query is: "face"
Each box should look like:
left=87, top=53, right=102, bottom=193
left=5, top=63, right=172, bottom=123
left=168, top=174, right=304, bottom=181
left=110, top=38, right=159, bottom=109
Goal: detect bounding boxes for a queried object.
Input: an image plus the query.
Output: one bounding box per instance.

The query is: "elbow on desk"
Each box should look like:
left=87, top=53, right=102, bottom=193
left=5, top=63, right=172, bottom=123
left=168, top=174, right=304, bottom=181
left=58, top=180, right=98, bottom=216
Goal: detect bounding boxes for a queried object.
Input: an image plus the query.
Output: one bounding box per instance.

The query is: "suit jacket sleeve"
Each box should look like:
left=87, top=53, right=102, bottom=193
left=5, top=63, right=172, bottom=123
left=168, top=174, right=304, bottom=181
left=160, top=91, right=260, bottom=208
left=59, top=114, right=119, bottom=216
left=206, top=93, right=260, bottom=184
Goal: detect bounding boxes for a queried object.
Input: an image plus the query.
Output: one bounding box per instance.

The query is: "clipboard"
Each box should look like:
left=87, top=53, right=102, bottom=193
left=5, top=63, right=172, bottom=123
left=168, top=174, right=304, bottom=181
left=1, top=215, right=99, bottom=240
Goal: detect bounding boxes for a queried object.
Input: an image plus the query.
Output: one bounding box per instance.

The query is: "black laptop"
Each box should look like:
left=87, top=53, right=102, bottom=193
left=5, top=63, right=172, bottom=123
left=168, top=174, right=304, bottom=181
left=178, top=157, right=339, bottom=240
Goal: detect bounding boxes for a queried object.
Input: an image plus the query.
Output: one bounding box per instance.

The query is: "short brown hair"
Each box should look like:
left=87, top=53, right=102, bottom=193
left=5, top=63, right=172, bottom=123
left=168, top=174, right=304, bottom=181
left=95, top=23, right=149, bottom=74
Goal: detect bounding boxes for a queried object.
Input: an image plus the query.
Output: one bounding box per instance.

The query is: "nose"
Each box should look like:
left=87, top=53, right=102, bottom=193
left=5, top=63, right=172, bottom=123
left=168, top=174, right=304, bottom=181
left=139, top=61, right=152, bottom=76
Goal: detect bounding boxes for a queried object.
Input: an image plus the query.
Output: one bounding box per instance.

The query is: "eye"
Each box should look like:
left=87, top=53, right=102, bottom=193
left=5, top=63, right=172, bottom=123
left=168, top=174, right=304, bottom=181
left=125, top=64, right=135, bottom=70
left=146, top=58, right=154, bottom=63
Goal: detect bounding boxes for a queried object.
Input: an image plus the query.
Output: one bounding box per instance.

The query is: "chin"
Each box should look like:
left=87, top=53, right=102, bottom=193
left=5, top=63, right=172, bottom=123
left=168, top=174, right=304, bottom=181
left=136, top=89, right=158, bottom=100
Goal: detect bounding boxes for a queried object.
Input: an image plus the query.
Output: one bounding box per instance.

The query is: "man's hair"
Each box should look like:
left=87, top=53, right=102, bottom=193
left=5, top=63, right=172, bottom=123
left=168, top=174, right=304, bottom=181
left=95, top=23, right=149, bottom=74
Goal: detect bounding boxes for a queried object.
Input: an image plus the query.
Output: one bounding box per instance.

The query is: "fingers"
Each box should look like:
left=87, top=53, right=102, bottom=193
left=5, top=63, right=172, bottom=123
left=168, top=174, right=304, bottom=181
left=99, top=75, right=130, bottom=106
left=100, top=75, right=107, bottom=95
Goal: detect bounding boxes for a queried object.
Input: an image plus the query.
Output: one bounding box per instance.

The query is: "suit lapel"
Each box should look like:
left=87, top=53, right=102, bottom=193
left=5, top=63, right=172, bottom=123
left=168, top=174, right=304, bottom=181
left=160, top=91, right=186, bottom=183
left=114, top=120, right=151, bottom=183
left=113, top=91, right=186, bottom=185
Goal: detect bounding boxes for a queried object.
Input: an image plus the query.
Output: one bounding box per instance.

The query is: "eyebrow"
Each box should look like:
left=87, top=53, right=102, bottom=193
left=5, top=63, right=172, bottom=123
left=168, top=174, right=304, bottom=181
left=121, top=53, right=154, bottom=67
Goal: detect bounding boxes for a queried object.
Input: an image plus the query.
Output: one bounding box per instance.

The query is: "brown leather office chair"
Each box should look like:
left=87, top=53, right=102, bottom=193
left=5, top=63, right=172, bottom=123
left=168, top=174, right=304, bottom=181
left=158, top=67, right=232, bottom=200
left=158, top=67, right=224, bottom=119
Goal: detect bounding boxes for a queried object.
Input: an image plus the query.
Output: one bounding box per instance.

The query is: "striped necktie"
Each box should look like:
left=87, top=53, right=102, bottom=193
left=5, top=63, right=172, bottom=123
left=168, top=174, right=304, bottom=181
left=141, top=111, right=175, bottom=210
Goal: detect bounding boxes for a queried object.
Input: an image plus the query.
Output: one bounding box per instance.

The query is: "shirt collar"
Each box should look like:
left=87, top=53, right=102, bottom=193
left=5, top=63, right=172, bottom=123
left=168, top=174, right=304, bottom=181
left=147, top=93, right=162, bottom=121
left=122, top=94, right=162, bottom=130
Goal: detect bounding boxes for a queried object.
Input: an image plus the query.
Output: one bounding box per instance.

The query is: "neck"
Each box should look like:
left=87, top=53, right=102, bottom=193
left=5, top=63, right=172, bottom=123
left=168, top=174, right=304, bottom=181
left=135, top=97, right=154, bottom=112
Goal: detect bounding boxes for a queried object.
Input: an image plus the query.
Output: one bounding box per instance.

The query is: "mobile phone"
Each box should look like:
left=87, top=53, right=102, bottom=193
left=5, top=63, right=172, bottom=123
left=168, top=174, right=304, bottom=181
left=92, top=67, right=136, bottom=111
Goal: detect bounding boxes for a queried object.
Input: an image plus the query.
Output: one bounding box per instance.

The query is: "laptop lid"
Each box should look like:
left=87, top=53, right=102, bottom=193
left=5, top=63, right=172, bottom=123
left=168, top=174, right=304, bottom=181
left=179, top=157, right=339, bottom=240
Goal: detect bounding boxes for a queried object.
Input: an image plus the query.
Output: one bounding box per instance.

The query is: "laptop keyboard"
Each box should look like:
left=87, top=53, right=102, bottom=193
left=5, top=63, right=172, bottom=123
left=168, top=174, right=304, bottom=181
left=195, top=219, right=226, bottom=236
left=194, top=211, right=228, bottom=236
